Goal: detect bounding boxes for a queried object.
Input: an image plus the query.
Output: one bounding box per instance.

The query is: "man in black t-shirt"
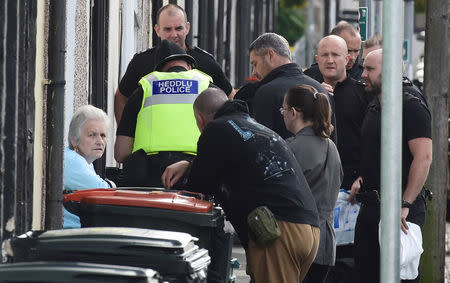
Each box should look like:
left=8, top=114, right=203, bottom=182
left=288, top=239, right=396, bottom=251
left=349, top=49, right=432, bottom=283
left=115, top=40, right=215, bottom=188
left=114, top=4, right=233, bottom=122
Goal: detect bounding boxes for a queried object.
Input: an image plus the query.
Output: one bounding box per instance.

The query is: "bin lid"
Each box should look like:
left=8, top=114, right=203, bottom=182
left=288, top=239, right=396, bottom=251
left=0, top=261, right=160, bottom=282
left=116, top=187, right=166, bottom=192
left=64, top=189, right=213, bottom=213
left=10, top=228, right=198, bottom=259
left=11, top=229, right=211, bottom=277
left=63, top=188, right=115, bottom=202
left=39, top=227, right=197, bottom=250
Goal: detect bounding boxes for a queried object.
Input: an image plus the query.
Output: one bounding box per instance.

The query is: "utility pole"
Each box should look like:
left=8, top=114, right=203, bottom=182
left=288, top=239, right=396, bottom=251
left=374, top=0, right=382, bottom=35
left=421, top=0, right=449, bottom=281
left=379, top=0, right=403, bottom=281
left=324, top=0, right=336, bottom=34
left=403, top=0, right=414, bottom=79
left=306, top=0, right=315, bottom=66
left=329, top=0, right=336, bottom=32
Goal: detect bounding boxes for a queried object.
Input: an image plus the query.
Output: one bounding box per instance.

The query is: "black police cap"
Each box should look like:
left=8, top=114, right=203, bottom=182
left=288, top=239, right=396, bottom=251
left=154, top=39, right=196, bottom=71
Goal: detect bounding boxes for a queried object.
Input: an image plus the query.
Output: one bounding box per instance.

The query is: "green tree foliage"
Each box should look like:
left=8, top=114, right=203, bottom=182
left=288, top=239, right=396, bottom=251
left=415, top=0, right=426, bottom=13
left=276, top=3, right=306, bottom=46
left=282, top=0, right=306, bottom=8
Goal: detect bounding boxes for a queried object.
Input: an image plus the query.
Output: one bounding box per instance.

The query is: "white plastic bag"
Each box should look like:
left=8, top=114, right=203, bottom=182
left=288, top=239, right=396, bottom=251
left=379, top=221, right=423, bottom=280
left=333, top=189, right=361, bottom=245
left=400, top=222, right=423, bottom=279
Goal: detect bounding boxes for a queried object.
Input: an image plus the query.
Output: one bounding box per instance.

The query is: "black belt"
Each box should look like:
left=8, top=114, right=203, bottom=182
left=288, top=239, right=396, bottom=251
left=147, top=151, right=196, bottom=162
left=355, top=190, right=380, bottom=206
left=356, top=187, right=432, bottom=206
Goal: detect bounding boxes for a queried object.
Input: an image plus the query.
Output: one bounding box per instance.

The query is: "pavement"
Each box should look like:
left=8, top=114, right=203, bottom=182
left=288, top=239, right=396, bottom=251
left=231, top=244, right=250, bottom=283
left=231, top=223, right=450, bottom=283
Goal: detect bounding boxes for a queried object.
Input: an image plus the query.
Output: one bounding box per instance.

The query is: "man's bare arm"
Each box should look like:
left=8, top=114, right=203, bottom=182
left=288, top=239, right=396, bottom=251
left=114, top=88, right=129, bottom=123
left=403, top=137, right=432, bottom=203
left=401, top=137, right=432, bottom=234
left=114, top=135, right=134, bottom=163
left=228, top=88, right=236, bottom=99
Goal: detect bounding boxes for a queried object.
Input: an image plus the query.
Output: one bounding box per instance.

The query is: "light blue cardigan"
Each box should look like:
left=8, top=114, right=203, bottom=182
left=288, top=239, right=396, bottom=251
left=63, top=147, right=110, bottom=228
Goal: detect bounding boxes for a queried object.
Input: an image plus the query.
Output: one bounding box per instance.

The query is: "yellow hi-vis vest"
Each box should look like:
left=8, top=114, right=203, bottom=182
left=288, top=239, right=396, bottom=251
left=133, top=69, right=212, bottom=154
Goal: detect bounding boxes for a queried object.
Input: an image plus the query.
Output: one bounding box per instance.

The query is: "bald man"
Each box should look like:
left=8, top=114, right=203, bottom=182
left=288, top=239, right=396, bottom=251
left=315, top=35, right=369, bottom=193
left=360, top=34, right=427, bottom=106
left=334, top=23, right=362, bottom=72
left=350, top=49, right=431, bottom=283
left=305, top=22, right=363, bottom=83
left=305, top=35, right=370, bottom=283
left=361, top=34, right=382, bottom=64
left=115, top=4, right=232, bottom=122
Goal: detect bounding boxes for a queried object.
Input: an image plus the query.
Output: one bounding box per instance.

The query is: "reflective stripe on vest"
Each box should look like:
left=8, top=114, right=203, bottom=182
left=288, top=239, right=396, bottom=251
left=133, top=69, right=212, bottom=154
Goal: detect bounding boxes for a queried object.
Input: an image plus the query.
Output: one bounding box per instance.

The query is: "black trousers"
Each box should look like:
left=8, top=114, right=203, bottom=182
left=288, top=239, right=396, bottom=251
left=353, top=194, right=425, bottom=283
left=303, top=263, right=331, bottom=283
left=121, top=149, right=194, bottom=188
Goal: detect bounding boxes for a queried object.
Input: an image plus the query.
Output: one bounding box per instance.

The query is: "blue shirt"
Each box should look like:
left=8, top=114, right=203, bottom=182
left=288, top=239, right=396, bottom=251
left=64, top=147, right=110, bottom=228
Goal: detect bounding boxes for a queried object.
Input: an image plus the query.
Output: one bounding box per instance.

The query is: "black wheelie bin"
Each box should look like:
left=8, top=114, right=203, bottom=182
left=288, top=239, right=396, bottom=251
left=0, top=261, right=161, bottom=283
left=8, top=227, right=210, bottom=283
left=63, top=188, right=235, bottom=283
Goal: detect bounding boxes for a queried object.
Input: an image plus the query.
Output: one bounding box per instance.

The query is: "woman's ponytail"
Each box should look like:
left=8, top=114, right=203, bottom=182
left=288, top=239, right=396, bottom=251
left=284, top=84, right=333, bottom=138
left=312, top=92, right=333, bottom=138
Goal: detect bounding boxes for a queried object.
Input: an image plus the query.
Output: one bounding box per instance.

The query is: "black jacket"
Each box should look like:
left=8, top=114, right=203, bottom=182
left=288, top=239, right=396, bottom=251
left=304, top=62, right=364, bottom=83
left=333, top=76, right=370, bottom=189
left=402, top=77, right=428, bottom=106
left=252, top=63, right=337, bottom=142
left=234, top=81, right=260, bottom=116
left=119, top=45, right=232, bottom=97
left=187, top=100, right=319, bottom=247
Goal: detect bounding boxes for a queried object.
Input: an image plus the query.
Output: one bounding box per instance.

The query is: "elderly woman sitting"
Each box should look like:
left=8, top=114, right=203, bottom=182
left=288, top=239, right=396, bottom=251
left=64, top=105, right=112, bottom=228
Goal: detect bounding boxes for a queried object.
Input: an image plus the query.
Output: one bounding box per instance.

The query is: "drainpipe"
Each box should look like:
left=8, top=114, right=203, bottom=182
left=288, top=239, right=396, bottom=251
left=45, top=0, right=66, bottom=230
left=380, top=0, right=403, bottom=281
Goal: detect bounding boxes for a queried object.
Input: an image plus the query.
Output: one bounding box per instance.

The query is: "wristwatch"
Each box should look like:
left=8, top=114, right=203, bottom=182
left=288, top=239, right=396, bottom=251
left=402, top=199, right=412, bottom=209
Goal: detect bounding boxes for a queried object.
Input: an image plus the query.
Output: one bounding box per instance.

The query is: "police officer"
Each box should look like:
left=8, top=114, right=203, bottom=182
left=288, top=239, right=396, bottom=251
left=403, top=76, right=428, bottom=106
left=115, top=3, right=233, bottom=122
left=350, top=49, right=431, bottom=283
left=315, top=35, right=370, bottom=201
left=114, top=39, right=213, bottom=188
left=309, top=34, right=369, bottom=283
left=305, top=21, right=364, bottom=83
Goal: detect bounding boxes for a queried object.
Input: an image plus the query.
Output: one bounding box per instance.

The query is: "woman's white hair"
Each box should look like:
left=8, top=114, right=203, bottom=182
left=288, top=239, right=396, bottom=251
left=68, top=105, right=109, bottom=149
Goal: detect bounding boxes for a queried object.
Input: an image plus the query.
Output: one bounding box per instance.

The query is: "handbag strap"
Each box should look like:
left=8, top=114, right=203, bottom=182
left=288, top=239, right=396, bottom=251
left=308, top=139, right=330, bottom=188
